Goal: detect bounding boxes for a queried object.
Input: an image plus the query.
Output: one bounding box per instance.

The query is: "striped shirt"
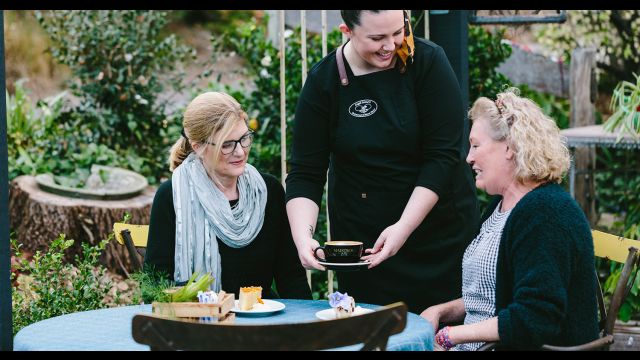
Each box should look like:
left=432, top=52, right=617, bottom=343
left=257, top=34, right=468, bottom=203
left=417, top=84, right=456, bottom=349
left=453, top=202, right=511, bottom=351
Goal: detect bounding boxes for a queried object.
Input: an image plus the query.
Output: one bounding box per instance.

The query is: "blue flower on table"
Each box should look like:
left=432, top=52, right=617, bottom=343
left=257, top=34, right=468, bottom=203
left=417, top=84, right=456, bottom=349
left=329, top=291, right=352, bottom=308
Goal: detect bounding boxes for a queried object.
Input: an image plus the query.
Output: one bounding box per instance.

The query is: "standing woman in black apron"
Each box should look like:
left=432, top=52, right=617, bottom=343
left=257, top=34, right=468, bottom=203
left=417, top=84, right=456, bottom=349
left=285, top=10, right=479, bottom=313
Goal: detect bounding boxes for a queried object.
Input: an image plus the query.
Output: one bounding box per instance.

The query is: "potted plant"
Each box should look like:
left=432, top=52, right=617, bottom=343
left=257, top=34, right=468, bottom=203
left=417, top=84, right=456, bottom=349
left=605, top=73, right=640, bottom=137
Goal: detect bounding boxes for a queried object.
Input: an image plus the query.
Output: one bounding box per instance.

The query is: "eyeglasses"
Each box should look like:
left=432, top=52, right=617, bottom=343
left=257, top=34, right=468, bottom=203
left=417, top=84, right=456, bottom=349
left=206, top=131, right=255, bottom=155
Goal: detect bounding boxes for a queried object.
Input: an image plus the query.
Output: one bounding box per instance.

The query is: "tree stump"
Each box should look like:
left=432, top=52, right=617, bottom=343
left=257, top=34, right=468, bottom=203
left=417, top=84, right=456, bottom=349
left=9, top=175, right=156, bottom=275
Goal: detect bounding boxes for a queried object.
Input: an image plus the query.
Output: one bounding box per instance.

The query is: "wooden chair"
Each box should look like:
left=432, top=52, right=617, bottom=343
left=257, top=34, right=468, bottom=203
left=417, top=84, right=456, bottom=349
left=478, top=230, right=640, bottom=351
left=113, top=222, right=149, bottom=271
left=132, top=302, right=408, bottom=351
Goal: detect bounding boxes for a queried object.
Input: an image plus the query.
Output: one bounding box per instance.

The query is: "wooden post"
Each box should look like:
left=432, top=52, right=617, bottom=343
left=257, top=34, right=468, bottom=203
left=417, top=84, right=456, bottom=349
left=570, top=47, right=597, bottom=225
left=279, top=10, right=287, bottom=188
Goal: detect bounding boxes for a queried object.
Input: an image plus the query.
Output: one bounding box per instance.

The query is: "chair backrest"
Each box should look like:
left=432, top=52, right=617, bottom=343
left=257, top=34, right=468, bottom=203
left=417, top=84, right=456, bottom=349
left=132, top=302, right=408, bottom=351
left=113, top=222, right=149, bottom=271
left=478, top=230, right=640, bottom=351
left=591, top=230, right=640, bottom=337
left=113, top=223, right=149, bottom=247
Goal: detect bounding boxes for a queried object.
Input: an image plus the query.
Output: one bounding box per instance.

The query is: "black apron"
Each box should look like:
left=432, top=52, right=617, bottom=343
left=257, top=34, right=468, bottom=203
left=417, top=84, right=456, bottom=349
left=327, top=55, right=478, bottom=313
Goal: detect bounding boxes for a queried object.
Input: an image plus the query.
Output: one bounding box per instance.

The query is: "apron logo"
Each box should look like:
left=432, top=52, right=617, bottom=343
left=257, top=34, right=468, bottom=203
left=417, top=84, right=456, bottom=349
left=349, top=99, right=378, bottom=118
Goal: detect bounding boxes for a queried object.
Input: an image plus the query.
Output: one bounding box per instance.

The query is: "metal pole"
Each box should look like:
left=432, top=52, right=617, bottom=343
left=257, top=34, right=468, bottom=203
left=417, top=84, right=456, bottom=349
left=0, top=10, right=14, bottom=350
left=300, top=11, right=307, bottom=85
left=424, top=10, right=430, bottom=39
left=321, top=10, right=327, bottom=57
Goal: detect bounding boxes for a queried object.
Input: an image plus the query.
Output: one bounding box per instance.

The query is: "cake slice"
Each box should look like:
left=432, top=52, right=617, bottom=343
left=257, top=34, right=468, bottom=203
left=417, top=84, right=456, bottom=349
left=239, top=286, right=263, bottom=310
left=334, top=296, right=355, bottom=318
left=329, top=291, right=355, bottom=318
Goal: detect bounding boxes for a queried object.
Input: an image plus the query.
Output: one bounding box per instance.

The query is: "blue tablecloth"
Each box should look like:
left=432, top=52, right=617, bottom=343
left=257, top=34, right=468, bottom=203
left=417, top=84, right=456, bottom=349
left=14, top=299, right=433, bottom=351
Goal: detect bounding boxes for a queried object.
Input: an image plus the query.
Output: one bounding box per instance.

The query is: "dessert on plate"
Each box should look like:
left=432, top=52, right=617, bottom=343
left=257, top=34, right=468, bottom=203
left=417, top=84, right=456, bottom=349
left=239, top=286, right=263, bottom=310
left=329, top=291, right=355, bottom=318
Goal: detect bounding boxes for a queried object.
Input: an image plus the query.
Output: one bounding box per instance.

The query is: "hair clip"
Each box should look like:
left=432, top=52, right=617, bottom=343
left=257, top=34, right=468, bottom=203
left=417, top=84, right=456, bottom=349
left=494, top=98, right=505, bottom=116
left=180, top=128, right=189, bottom=140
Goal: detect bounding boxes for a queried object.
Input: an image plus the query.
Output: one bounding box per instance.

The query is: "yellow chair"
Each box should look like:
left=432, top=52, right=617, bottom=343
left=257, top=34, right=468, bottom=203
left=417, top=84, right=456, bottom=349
left=478, top=229, right=640, bottom=351
left=113, top=223, right=149, bottom=271
left=132, top=302, right=408, bottom=351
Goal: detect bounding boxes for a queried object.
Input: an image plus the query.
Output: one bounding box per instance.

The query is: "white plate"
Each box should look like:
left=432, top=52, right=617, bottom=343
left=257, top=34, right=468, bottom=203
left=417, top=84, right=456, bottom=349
left=231, top=299, right=285, bottom=316
left=315, top=306, right=374, bottom=320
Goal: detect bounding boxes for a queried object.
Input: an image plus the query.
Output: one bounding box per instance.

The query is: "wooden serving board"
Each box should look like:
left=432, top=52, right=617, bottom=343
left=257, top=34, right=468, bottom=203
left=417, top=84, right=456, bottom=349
left=152, top=292, right=235, bottom=318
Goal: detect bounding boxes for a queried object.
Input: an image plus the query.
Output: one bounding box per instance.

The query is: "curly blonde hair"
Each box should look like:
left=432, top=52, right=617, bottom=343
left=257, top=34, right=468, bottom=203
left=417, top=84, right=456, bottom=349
left=468, top=87, right=570, bottom=184
left=169, top=92, right=248, bottom=172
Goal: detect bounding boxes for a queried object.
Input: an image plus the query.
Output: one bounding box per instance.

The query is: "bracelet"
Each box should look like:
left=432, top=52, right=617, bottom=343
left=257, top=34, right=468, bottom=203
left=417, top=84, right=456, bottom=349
left=435, top=326, right=455, bottom=350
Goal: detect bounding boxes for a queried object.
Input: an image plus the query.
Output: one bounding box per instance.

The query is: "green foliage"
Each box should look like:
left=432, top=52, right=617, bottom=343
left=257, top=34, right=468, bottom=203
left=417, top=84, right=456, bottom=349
left=169, top=10, right=255, bottom=36
left=11, top=234, right=112, bottom=335
left=596, top=149, right=640, bottom=240
left=605, top=73, right=640, bottom=135
left=535, top=10, right=640, bottom=90
left=468, top=26, right=513, bottom=101
left=6, top=80, right=129, bottom=181
left=602, top=261, right=640, bottom=322
left=595, top=147, right=640, bottom=320
left=169, top=272, right=215, bottom=302
left=130, top=269, right=174, bottom=304
left=34, top=10, right=197, bottom=183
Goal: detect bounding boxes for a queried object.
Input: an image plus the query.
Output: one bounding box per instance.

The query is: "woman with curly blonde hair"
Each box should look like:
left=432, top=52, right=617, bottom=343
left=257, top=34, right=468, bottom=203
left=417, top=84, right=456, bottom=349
left=421, top=88, right=599, bottom=350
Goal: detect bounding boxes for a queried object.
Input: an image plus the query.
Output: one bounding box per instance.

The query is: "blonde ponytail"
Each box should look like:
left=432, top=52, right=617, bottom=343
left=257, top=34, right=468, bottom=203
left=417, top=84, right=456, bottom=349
left=169, top=136, right=194, bottom=172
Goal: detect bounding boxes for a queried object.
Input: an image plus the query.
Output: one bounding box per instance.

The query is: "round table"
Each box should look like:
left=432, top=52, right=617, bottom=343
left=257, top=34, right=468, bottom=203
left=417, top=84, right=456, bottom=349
left=14, top=299, right=434, bottom=351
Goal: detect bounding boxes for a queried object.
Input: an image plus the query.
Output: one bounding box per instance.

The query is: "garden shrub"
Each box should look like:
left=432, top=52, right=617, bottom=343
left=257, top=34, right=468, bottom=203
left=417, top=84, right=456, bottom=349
left=11, top=234, right=114, bottom=335
left=468, top=25, right=513, bottom=101
left=595, top=148, right=640, bottom=321
left=34, top=10, right=197, bottom=183
left=6, top=80, right=128, bottom=181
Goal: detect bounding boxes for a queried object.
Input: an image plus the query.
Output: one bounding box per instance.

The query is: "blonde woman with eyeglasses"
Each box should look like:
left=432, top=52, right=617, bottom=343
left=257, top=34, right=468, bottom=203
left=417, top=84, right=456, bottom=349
left=421, top=88, right=599, bottom=350
left=144, top=91, right=311, bottom=300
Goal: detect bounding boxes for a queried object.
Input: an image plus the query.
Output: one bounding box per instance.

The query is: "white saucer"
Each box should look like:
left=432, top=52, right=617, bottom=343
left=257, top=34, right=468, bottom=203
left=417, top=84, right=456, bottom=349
left=318, top=260, right=370, bottom=271
left=315, top=306, right=374, bottom=320
left=231, top=299, right=285, bottom=316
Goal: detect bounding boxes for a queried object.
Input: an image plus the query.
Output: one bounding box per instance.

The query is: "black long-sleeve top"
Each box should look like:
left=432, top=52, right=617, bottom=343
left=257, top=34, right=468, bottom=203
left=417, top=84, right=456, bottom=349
left=144, top=172, right=311, bottom=300
left=489, top=183, right=599, bottom=350
left=284, top=37, right=479, bottom=312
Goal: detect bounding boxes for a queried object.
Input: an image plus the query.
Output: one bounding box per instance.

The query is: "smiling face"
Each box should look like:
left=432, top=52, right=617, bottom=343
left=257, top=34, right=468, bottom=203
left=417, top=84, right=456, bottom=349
left=341, top=10, right=405, bottom=70
left=466, top=117, right=515, bottom=196
left=195, top=120, right=251, bottom=185
left=213, top=121, right=251, bottom=182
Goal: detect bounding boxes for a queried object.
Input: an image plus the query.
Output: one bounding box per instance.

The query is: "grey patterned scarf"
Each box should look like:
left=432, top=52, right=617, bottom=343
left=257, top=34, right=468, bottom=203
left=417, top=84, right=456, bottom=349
left=172, top=152, right=267, bottom=291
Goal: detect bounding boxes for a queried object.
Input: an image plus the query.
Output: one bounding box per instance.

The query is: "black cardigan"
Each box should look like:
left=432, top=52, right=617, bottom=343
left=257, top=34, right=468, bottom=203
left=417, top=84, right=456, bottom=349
left=485, top=183, right=599, bottom=350
left=144, top=172, right=311, bottom=300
